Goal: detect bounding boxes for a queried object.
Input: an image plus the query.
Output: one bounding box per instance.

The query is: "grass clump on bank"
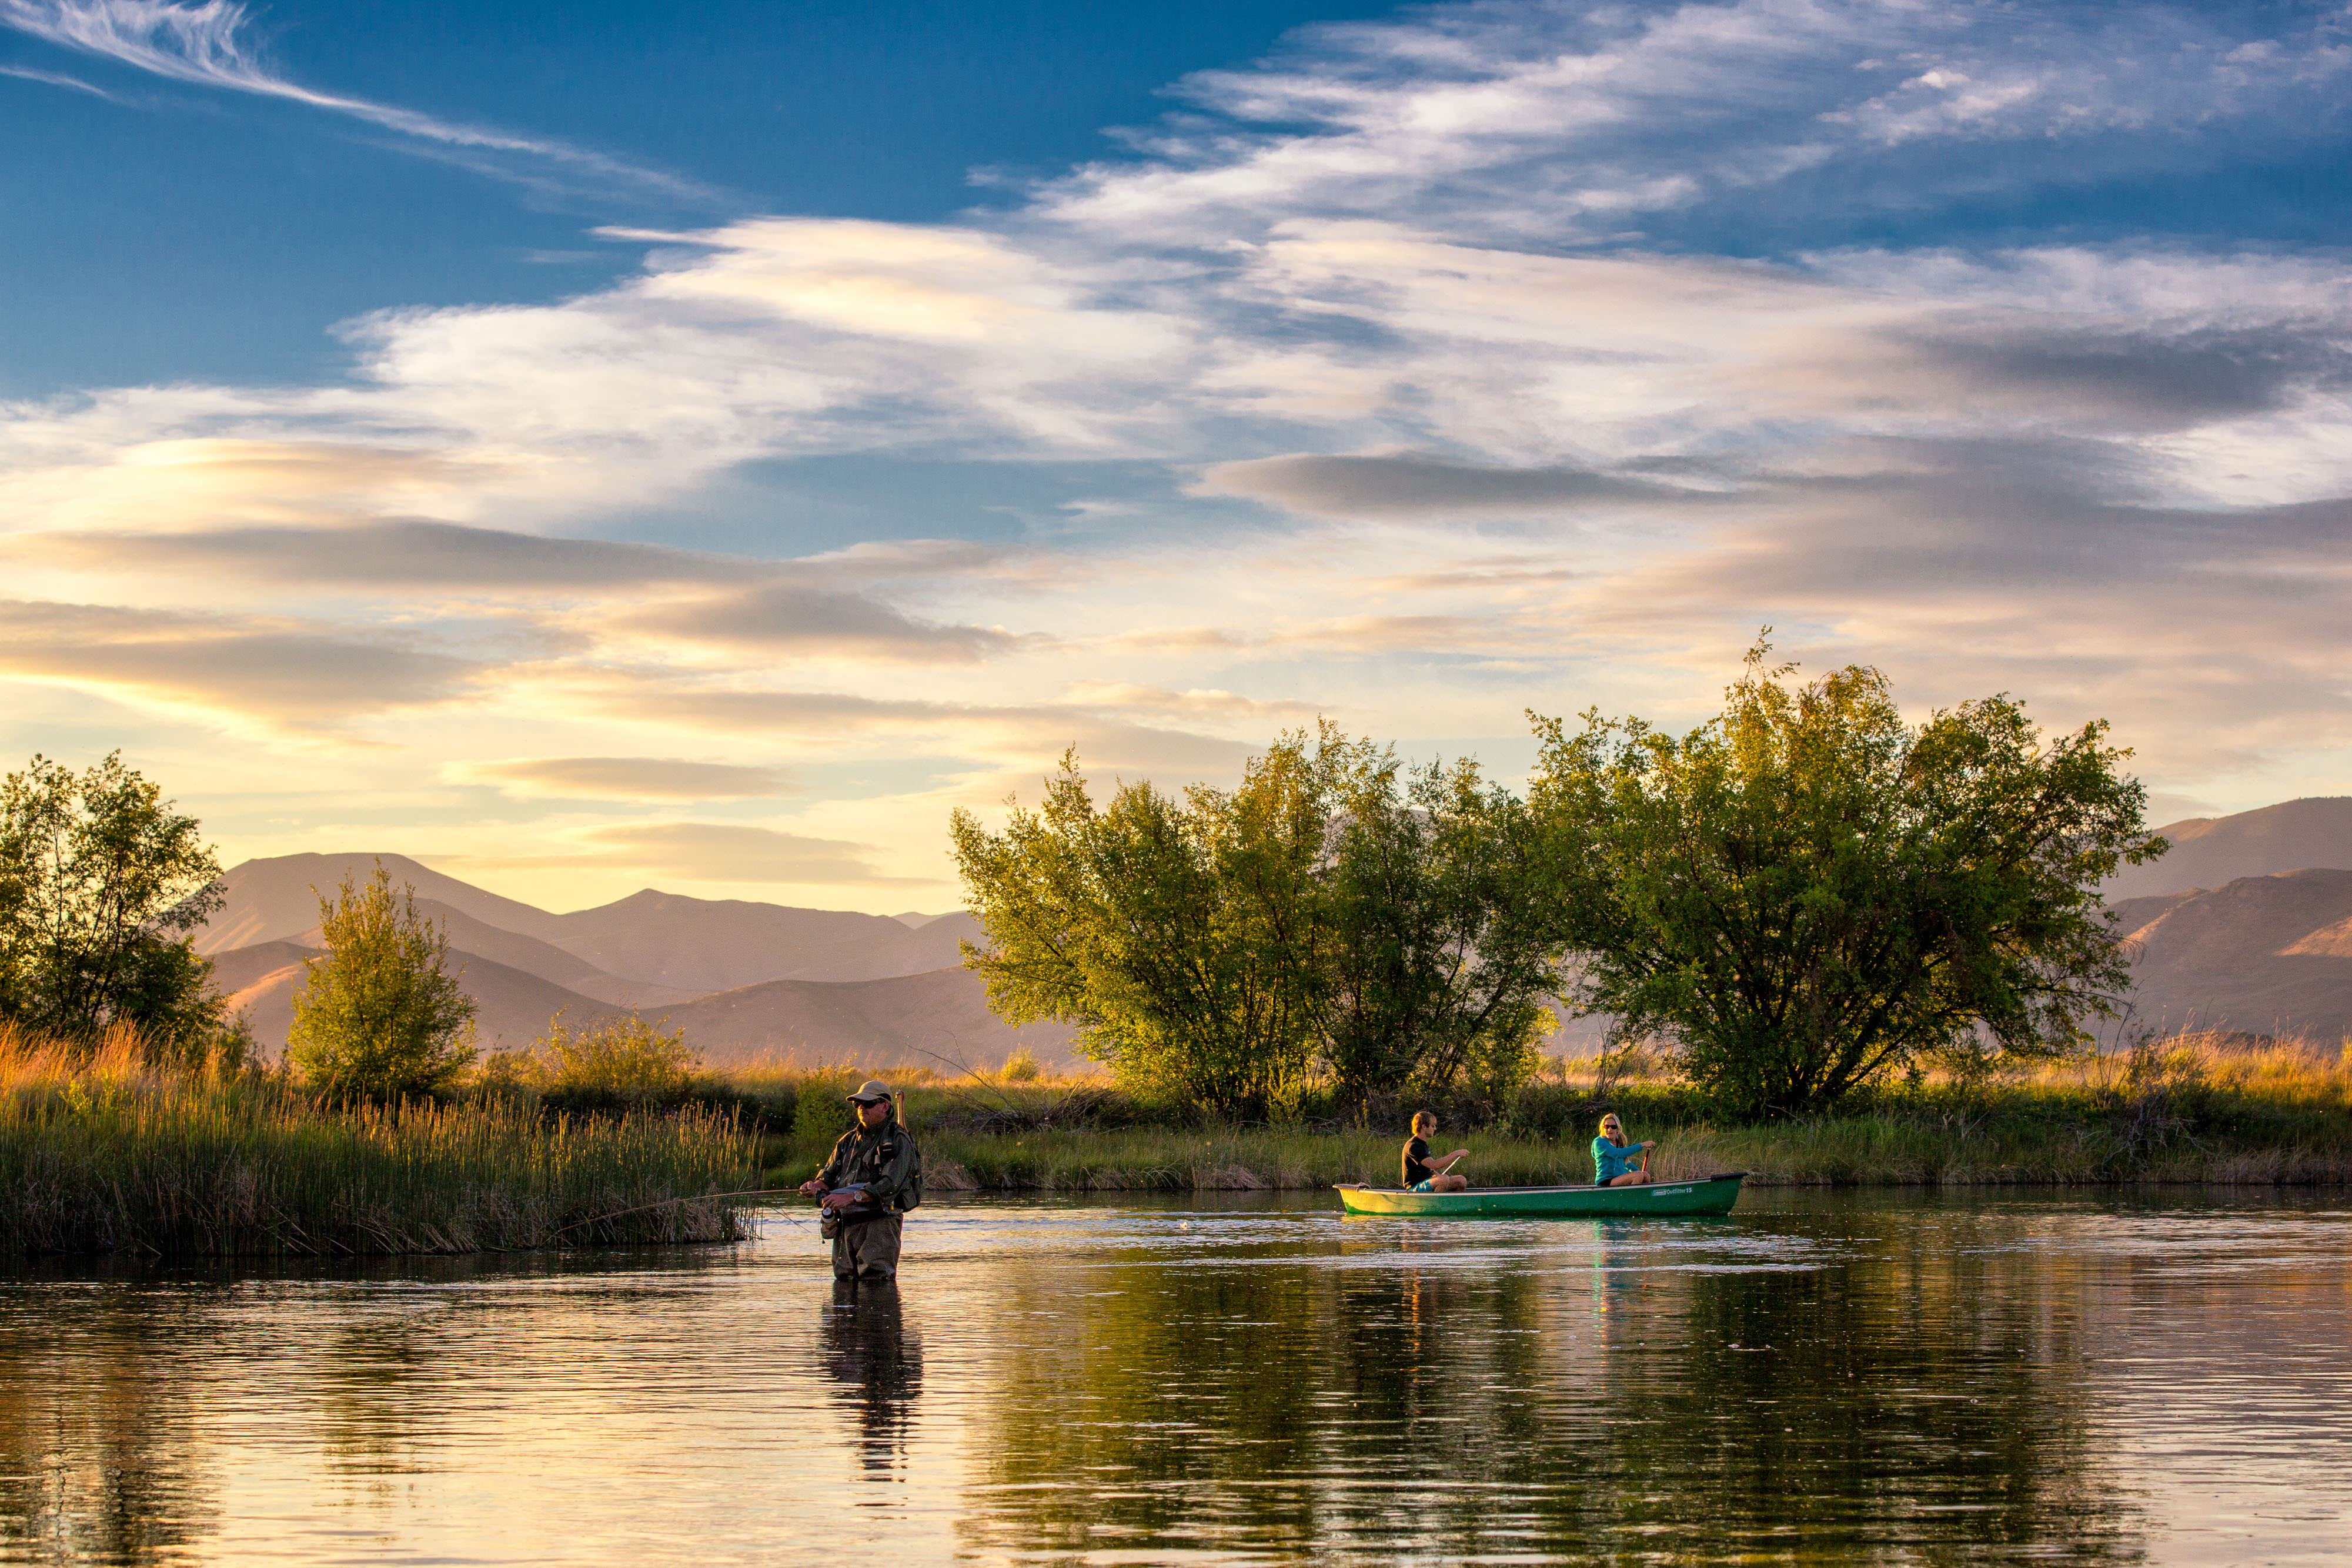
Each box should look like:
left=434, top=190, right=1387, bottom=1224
left=1, top=1028, right=761, bottom=1258
left=743, top=1033, right=2352, bottom=1191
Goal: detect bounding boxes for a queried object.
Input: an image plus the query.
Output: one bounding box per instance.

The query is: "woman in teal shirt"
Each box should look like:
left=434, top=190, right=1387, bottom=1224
left=1592, top=1114, right=1656, bottom=1186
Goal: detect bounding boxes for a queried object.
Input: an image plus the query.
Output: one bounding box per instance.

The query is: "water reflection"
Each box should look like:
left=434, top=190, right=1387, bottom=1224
left=820, top=1281, right=922, bottom=1478
left=0, top=1193, right=2345, bottom=1565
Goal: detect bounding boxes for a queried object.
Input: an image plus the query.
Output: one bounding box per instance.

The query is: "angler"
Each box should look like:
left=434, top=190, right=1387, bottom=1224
left=800, top=1080, right=923, bottom=1282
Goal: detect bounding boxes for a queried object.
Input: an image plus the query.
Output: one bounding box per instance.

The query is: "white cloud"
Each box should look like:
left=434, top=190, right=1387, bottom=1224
left=8, top=0, right=2352, bottom=906
left=0, top=0, right=712, bottom=201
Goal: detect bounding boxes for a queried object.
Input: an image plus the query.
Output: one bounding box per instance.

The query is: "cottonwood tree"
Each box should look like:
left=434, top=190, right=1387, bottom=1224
left=953, top=725, right=1561, bottom=1118
left=1320, top=754, right=1558, bottom=1105
left=0, top=752, right=226, bottom=1050
left=952, top=734, right=1346, bottom=1118
left=286, top=863, right=477, bottom=1099
left=1527, top=643, right=2165, bottom=1118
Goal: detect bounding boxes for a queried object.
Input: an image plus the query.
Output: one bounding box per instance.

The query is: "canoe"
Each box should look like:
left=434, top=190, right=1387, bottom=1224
left=1335, top=1173, right=1746, bottom=1219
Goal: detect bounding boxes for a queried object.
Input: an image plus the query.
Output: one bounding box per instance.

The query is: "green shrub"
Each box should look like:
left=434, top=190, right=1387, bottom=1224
left=791, top=1069, right=861, bottom=1152
left=286, top=864, right=476, bottom=1100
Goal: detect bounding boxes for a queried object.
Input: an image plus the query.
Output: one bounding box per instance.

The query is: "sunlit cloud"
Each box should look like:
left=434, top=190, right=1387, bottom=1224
left=443, top=821, right=923, bottom=886
left=0, top=599, right=485, bottom=735
left=6, top=0, right=2352, bottom=905
left=449, top=757, right=796, bottom=802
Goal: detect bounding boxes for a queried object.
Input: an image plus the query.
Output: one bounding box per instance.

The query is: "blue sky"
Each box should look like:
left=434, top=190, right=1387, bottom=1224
left=4, top=0, right=2350, bottom=912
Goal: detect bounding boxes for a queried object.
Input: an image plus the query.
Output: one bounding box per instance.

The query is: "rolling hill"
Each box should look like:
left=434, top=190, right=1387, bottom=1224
left=2107, top=797, right=2352, bottom=901
left=2112, top=869, right=2352, bottom=1044
left=196, top=852, right=1066, bottom=1066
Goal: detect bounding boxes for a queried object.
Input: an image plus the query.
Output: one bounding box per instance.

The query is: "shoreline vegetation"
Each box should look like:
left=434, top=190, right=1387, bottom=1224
left=1, top=1029, right=759, bottom=1258
left=6, top=1028, right=2347, bottom=1259
left=757, top=1032, right=2352, bottom=1194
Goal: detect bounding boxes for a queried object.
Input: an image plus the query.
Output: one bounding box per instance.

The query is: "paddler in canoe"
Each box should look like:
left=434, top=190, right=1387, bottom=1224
left=1592, top=1113, right=1658, bottom=1186
left=1402, top=1110, right=1470, bottom=1192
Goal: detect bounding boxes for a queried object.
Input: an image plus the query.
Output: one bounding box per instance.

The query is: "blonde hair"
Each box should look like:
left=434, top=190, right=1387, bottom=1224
left=1411, top=1109, right=1436, bottom=1134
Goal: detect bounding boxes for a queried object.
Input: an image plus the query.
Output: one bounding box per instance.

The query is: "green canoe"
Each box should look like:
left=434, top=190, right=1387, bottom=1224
left=1335, top=1174, right=1746, bottom=1219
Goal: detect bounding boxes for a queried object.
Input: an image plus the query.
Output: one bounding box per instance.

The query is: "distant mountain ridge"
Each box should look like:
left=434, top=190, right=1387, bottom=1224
left=2107, top=797, right=2352, bottom=901
left=197, top=851, right=1058, bottom=1066
left=2110, top=869, right=2352, bottom=1044
left=196, top=854, right=981, bottom=991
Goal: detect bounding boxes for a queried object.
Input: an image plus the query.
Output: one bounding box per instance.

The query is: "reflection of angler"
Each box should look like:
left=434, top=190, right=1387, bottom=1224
left=824, top=1281, right=923, bottom=1475
left=800, top=1081, right=924, bottom=1282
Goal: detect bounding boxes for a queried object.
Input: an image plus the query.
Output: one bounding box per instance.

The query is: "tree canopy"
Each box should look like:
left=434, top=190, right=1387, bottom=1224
left=286, top=862, right=477, bottom=1100
left=1526, top=645, right=2164, bottom=1117
left=0, top=752, right=225, bottom=1049
left=951, top=726, right=1559, bottom=1118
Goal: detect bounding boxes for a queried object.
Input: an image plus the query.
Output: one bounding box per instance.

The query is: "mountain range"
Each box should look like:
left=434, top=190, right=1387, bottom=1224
left=199, top=853, right=1070, bottom=1070
left=199, top=797, right=2352, bottom=1070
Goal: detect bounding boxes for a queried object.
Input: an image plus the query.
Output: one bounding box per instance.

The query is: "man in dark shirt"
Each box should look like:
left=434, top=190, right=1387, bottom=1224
left=800, top=1081, right=920, bottom=1281
left=1401, top=1110, right=1470, bottom=1192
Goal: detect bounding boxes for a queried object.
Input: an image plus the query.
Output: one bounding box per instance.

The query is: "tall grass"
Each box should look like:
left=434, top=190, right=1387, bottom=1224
left=0, top=1028, right=761, bottom=1258
left=737, top=1034, right=2352, bottom=1190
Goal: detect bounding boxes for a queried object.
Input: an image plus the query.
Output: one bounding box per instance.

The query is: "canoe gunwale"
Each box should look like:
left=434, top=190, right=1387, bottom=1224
left=1333, top=1172, right=1746, bottom=1218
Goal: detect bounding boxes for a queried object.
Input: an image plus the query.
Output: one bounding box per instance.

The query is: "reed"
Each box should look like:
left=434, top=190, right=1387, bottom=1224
left=0, top=1028, right=761, bottom=1258
left=747, top=1033, right=2352, bottom=1190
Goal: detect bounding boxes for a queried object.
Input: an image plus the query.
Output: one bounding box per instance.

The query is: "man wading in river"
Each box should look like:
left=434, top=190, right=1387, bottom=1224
left=800, top=1081, right=922, bottom=1282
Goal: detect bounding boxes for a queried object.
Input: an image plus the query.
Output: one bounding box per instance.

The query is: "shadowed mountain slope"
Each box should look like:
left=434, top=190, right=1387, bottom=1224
left=2113, top=869, right=2352, bottom=1044
left=196, top=854, right=980, bottom=991
left=210, top=942, right=629, bottom=1055
left=195, top=854, right=568, bottom=952
left=2107, top=798, right=2352, bottom=901
left=535, top=891, right=979, bottom=991
left=660, top=966, right=1077, bottom=1069
left=208, top=945, right=1078, bottom=1068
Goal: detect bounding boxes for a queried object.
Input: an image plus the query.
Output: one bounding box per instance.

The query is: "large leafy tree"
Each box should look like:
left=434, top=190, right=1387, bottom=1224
left=1320, top=755, right=1558, bottom=1104
left=953, top=725, right=1559, bottom=1117
left=951, top=732, right=1352, bottom=1118
left=286, top=862, right=477, bottom=1099
left=1528, top=646, right=2164, bottom=1118
left=0, top=752, right=225, bottom=1047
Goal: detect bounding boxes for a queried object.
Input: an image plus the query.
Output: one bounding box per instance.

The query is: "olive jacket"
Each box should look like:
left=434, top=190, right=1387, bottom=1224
left=816, top=1121, right=919, bottom=1218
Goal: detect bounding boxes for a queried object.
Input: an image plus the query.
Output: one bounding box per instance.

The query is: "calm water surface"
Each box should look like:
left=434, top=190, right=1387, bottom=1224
left=2, top=1190, right=2348, bottom=1565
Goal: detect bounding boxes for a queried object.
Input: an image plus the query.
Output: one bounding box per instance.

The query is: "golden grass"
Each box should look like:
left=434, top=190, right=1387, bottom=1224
left=1, top=1027, right=762, bottom=1258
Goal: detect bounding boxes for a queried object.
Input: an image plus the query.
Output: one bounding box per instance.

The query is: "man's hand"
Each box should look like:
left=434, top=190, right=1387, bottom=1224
left=821, top=1191, right=860, bottom=1212
left=1446, top=1148, right=1471, bottom=1162
left=798, top=1179, right=827, bottom=1198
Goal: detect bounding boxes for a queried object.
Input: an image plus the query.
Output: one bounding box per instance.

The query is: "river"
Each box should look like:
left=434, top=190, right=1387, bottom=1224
left=3, top=1189, right=2347, bottom=1564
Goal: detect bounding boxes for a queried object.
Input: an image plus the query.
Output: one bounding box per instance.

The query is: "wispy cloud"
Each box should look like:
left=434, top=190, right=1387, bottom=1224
left=7, top=0, right=2352, bottom=900
left=448, top=757, right=796, bottom=803
left=0, top=0, right=715, bottom=202
left=0, top=59, right=111, bottom=95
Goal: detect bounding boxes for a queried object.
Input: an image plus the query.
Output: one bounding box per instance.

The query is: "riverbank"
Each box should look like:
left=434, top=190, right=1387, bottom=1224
left=1, top=1032, right=759, bottom=1257
left=760, top=1035, right=2352, bottom=1191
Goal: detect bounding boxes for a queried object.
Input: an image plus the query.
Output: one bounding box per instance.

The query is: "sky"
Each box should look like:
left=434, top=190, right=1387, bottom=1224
left=3, top=0, right=2350, bottom=917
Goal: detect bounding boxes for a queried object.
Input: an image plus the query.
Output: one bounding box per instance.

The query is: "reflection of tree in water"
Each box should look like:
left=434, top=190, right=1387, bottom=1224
left=0, top=1282, right=222, bottom=1564
left=958, top=1218, right=2149, bottom=1562
left=312, top=1302, right=456, bottom=1509
left=821, top=1281, right=923, bottom=1477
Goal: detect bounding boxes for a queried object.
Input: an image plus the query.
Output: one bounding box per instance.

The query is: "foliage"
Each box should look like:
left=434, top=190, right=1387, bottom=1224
left=953, top=726, right=1562, bottom=1119
left=792, top=1067, right=864, bottom=1152
left=0, top=1025, right=757, bottom=1256
left=1001, top=1048, right=1043, bottom=1083
left=504, top=1009, right=699, bottom=1098
left=286, top=862, right=477, bottom=1100
left=1527, top=643, right=2165, bottom=1118
left=0, top=752, right=225, bottom=1048
left=951, top=730, right=1351, bottom=1118
left=1319, top=752, right=1557, bottom=1104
